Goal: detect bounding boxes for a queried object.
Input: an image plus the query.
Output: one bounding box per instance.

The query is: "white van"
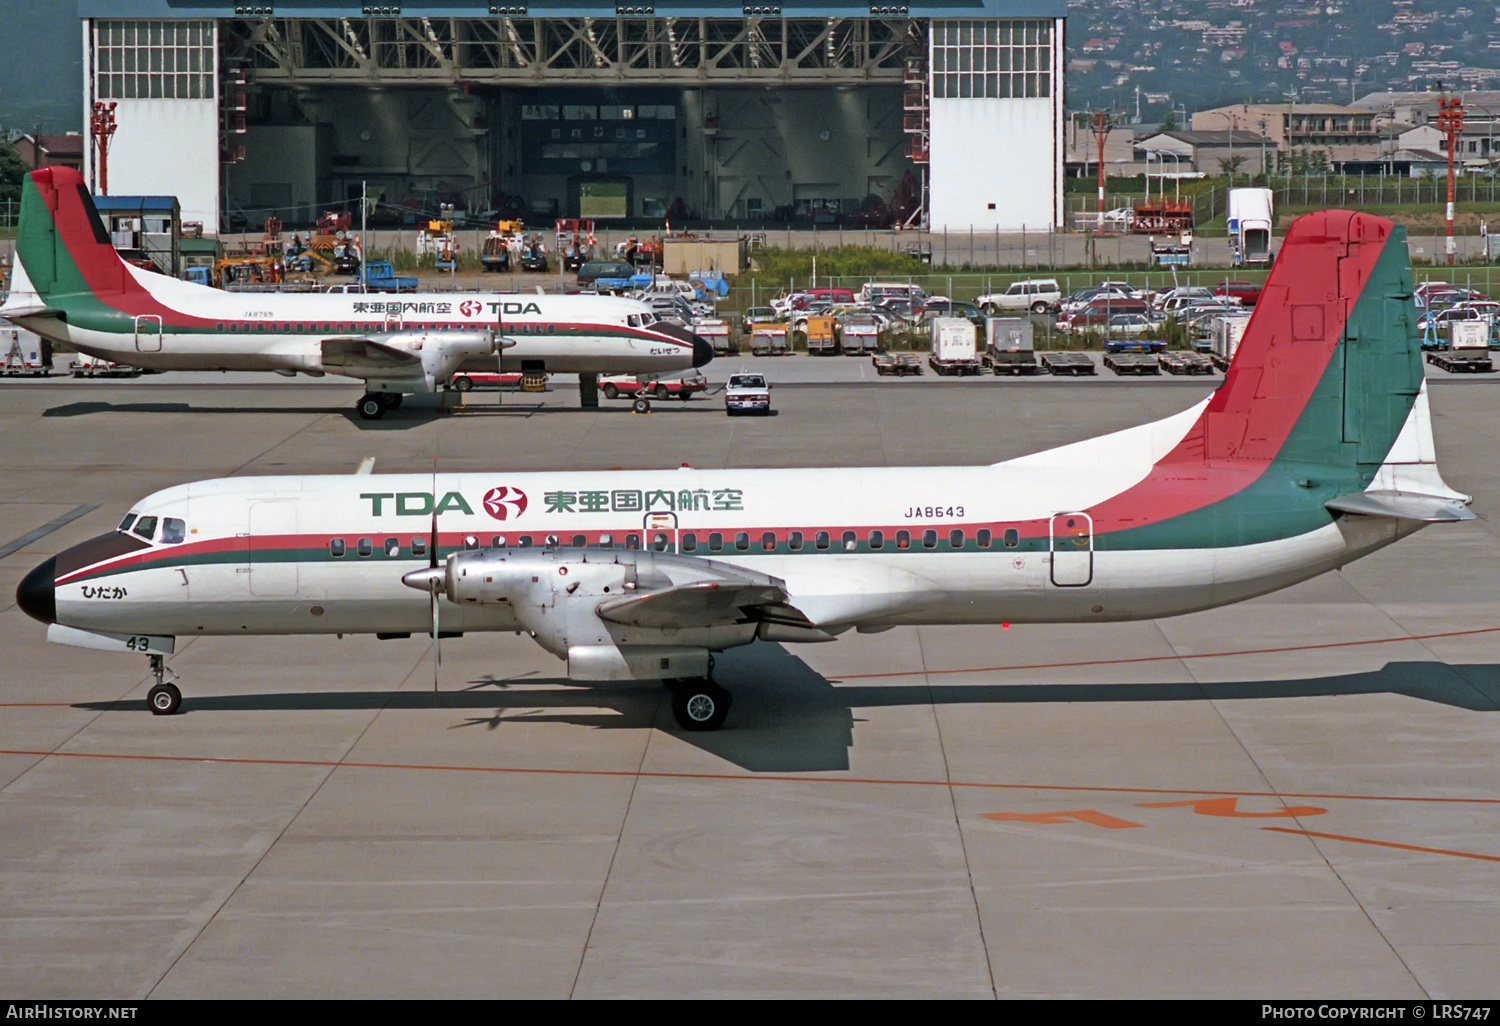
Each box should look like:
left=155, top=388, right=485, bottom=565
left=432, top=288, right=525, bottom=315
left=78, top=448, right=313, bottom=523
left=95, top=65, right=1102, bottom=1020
left=975, top=278, right=1062, bottom=314
left=856, top=281, right=928, bottom=307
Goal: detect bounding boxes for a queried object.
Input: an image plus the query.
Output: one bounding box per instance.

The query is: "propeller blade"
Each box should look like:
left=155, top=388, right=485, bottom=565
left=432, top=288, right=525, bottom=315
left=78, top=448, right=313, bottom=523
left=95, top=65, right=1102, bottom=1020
left=431, top=576, right=441, bottom=692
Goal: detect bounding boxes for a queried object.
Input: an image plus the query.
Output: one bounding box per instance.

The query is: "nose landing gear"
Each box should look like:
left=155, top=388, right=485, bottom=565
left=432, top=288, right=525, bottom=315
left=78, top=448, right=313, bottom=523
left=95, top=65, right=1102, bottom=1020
left=146, top=654, right=181, bottom=716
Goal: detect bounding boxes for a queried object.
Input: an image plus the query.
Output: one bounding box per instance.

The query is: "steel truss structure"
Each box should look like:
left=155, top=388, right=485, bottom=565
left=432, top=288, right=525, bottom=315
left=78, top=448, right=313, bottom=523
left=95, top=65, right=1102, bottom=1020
left=226, top=16, right=919, bottom=85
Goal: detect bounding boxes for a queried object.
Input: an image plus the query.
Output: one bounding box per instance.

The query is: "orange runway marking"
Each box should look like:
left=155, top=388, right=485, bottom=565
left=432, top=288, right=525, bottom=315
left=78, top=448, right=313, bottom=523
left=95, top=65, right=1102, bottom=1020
left=983, top=810, right=1143, bottom=829
left=1, top=747, right=1498, bottom=807
left=835, top=625, right=1500, bottom=680
left=1140, top=797, right=1328, bottom=818
left=1264, top=827, right=1500, bottom=864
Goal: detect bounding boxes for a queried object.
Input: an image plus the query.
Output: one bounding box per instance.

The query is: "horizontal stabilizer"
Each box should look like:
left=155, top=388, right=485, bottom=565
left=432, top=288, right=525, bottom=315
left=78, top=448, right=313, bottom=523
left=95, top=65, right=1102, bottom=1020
left=320, top=337, right=421, bottom=371
left=1326, top=490, right=1476, bottom=522
left=597, top=580, right=789, bottom=629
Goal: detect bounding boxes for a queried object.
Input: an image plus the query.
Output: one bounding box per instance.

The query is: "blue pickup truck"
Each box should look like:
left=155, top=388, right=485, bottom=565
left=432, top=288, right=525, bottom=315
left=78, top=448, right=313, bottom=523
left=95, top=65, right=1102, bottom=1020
left=362, top=260, right=418, bottom=293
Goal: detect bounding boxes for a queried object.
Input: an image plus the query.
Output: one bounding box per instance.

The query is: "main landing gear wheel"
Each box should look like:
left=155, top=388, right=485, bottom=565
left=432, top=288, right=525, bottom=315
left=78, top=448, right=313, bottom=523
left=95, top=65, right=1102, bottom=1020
left=380, top=393, right=404, bottom=410
left=356, top=394, right=386, bottom=420
left=667, top=678, right=732, bottom=732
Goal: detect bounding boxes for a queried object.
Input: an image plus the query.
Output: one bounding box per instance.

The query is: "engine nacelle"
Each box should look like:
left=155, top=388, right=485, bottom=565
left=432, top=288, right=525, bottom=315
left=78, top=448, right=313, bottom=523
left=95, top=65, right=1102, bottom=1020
left=438, top=548, right=756, bottom=672
left=364, top=330, right=500, bottom=393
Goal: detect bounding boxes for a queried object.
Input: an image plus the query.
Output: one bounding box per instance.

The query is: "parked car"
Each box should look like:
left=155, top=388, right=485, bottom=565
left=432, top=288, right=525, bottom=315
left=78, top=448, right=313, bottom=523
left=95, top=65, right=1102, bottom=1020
left=918, top=299, right=986, bottom=328
left=576, top=260, right=636, bottom=291
left=1056, top=297, right=1151, bottom=332
left=1150, top=286, right=1215, bottom=312
left=1213, top=280, right=1264, bottom=306
left=1105, top=313, right=1155, bottom=337
left=975, top=278, right=1062, bottom=315
left=1417, top=305, right=1486, bottom=334
left=450, top=371, right=525, bottom=391
left=600, top=372, right=708, bottom=401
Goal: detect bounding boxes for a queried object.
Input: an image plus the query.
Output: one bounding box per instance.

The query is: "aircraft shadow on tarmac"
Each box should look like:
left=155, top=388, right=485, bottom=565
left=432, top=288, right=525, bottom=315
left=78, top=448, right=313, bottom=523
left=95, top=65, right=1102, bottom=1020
left=42, top=400, right=714, bottom=430
left=73, top=643, right=1500, bottom=773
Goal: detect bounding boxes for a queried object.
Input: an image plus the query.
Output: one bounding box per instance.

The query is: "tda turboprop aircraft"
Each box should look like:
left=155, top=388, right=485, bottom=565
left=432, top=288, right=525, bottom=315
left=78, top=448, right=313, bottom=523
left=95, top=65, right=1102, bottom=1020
left=0, top=168, right=711, bottom=419
left=16, top=211, right=1476, bottom=731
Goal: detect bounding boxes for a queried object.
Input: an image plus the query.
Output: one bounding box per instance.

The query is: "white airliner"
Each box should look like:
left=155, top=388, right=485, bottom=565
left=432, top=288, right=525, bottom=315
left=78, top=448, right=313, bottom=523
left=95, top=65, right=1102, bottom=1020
left=15, top=210, right=1475, bottom=731
left=0, top=168, right=711, bottom=419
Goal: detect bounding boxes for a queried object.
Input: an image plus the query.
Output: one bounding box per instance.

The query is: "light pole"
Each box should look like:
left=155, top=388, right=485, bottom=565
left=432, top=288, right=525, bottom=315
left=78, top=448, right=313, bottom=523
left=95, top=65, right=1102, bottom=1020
left=89, top=101, right=117, bottom=196
left=1438, top=93, right=1464, bottom=266
left=1212, top=111, right=1241, bottom=184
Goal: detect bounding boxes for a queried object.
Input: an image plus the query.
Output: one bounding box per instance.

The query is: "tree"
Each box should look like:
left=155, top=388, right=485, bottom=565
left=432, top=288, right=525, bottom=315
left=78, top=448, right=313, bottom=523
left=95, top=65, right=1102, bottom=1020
left=1157, top=109, right=1180, bottom=133
left=1217, top=153, right=1248, bottom=177
left=0, top=137, right=25, bottom=207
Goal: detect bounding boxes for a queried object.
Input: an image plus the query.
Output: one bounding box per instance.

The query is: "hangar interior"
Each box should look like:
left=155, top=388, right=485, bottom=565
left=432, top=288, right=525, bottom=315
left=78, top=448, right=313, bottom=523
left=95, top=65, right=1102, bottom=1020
left=81, top=3, right=1064, bottom=233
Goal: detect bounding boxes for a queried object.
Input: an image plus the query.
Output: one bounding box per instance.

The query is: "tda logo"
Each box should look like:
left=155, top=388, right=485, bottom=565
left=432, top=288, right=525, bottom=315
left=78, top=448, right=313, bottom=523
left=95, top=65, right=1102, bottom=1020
left=459, top=299, right=483, bottom=317
left=483, top=486, right=528, bottom=521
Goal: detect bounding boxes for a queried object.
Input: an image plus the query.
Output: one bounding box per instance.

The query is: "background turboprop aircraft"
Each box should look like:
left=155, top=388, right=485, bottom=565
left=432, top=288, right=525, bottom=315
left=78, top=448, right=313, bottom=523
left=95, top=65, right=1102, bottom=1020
left=15, top=210, right=1475, bottom=731
left=0, top=168, right=712, bottom=419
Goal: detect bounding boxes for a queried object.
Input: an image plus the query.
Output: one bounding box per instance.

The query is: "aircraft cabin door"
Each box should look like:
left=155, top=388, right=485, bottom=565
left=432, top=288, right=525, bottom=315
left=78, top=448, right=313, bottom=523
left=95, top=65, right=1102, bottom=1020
left=1049, top=513, right=1094, bottom=587
left=134, top=314, right=163, bottom=352
left=644, top=512, right=678, bottom=554
left=246, top=501, right=300, bottom=597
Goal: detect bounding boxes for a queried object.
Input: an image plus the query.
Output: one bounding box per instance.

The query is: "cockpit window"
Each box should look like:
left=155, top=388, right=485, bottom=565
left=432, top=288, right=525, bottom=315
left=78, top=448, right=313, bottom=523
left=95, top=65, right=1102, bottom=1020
left=161, top=518, right=186, bottom=544
left=118, top=513, right=137, bottom=532
left=132, top=516, right=158, bottom=541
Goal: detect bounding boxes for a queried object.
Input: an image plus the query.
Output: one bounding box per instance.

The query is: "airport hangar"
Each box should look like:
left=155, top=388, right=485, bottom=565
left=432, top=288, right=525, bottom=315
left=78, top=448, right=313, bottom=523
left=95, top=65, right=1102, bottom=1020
left=78, top=1, right=1065, bottom=236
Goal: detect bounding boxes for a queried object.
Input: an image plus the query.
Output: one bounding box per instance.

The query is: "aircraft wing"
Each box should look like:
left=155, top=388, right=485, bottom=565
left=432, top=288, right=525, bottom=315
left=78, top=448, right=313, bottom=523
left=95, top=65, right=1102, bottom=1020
left=596, top=580, right=790, bottom=629
left=319, top=337, right=422, bottom=371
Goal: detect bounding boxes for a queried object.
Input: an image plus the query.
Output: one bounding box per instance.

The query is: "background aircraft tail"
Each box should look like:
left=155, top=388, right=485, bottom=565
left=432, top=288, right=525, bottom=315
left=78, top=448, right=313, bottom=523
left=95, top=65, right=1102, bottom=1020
left=13, top=167, right=140, bottom=308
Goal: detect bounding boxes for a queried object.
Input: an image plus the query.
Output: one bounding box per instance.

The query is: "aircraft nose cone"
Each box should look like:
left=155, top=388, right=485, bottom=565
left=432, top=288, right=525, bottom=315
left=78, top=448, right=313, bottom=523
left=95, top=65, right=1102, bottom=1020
left=17, top=557, right=56, bottom=625
left=692, top=337, right=714, bottom=368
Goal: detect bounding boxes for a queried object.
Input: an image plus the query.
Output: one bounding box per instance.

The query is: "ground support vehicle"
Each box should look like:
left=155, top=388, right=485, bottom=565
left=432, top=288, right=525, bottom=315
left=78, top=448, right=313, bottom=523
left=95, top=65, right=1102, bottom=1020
left=725, top=373, right=772, bottom=415
left=839, top=315, right=881, bottom=356
left=1158, top=352, right=1215, bottom=375
left=1228, top=188, right=1274, bottom=267
left=1039, top=352, right=1096, bottom=376
left=1104, top=337, right=1166, bottom=354
left=1210, top=314, right=1252, bottom=371
left=70, top=352, right=140, bottom=378
left=1, top=328, right=50, bottom=376
left=1104, top=353, right=1162, bottom=375
left=873, top=352, right=923, bottom=375
left=693, top=317, right=733, bottom=356
left=1132, top=201, right=1193, bottom=234
left=751, top=323, right=790, bottom=356
left=601, top=372, right=709, bottom=400
left=805, top=315, right=839, bottom=355
left=983, top=318, right=1039, bottom=375
left=1426, top=321, right=1494, bottom=373
left=555, top=218, right=596, bottom=272
left=928, top=317, right=982, bottom=376
left=362, top=260, right=418, bottom=293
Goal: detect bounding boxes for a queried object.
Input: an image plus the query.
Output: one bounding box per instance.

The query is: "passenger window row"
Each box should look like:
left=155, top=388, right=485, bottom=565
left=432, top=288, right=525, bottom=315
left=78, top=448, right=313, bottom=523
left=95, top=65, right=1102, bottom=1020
left=678, top=527, right=1022, bottom=553
left=325, top=528, right=1025, bottom=558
